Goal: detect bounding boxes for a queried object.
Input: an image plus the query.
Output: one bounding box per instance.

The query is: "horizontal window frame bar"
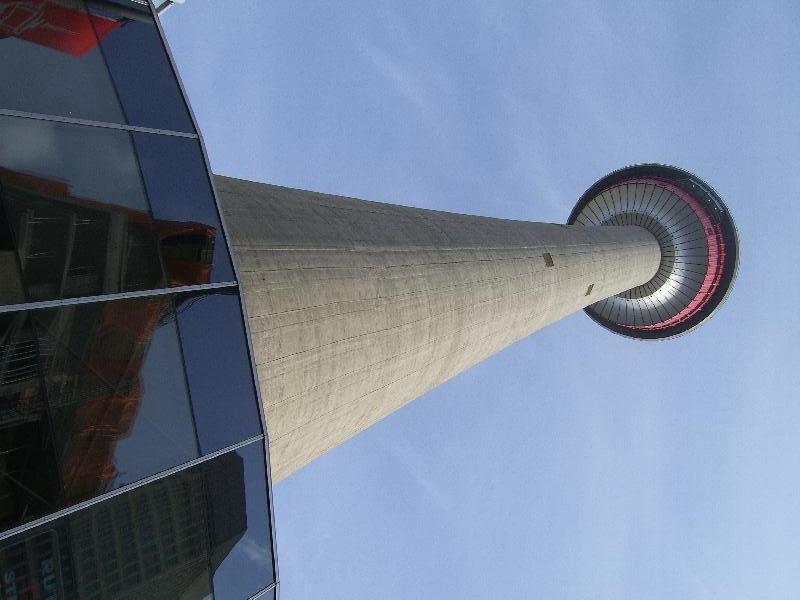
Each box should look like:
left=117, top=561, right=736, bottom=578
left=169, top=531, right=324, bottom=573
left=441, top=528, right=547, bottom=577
left=0, top=434, right=264, bottom=543
left=0, top=108, right=198, bottom=138
left=0, top=281, right=238, bottom=315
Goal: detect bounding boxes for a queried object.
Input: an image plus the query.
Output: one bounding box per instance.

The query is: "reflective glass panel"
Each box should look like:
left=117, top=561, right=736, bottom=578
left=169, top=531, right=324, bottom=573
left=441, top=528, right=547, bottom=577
left=177, top=289, right=261, bottom=453
left=210, top=442, right=276, bottom=599
left=0, top=446, right=271, bottom=600
left=0, top=0, right=193, bottom=133
left=0, top=295, right=200, bottom=531
left=86, top=0, right=195, bottom=133
left=133, top=132, right=235, bottom=284
left=0, top=0, right=126, bottom=122
left=0, top=116, right=230, bottom=305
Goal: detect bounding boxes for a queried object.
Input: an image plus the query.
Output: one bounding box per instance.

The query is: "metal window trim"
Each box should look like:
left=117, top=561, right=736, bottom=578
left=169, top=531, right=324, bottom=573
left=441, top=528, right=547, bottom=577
left=0, top=281, right=238, bottom=315
left=169, top=293, right=205, bottom=456
left=150, top=2, right=281, bottom=585
left=249, top=582, right=279, bottom=600
left=155, top=0, right=180, bottom=14
left=0, top=108, right=198, bottom=138
left=0, top=434, right=264, bottom=543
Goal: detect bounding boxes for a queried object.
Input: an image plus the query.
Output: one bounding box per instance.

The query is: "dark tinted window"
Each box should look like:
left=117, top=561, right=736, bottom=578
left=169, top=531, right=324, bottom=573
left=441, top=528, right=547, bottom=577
left=0, top=295, right=200, bottom=530
left=86, top=0, right=195, bottom=132
left=0, top=452, right=251, bottom=600
left=0, top=0, right=193, bottom=132
left=177, top=290, right=262, bottom=452
left=0, top=115, right=149, bottom=211
left=211, top=442, right=276, bottom=599
left=0, top=445, right=271, bottom=600
left=0, top=0, right=126, bottom=122
left=133, top=132, right=235, bottom=284
left=0, top=116, right=228, bottom=305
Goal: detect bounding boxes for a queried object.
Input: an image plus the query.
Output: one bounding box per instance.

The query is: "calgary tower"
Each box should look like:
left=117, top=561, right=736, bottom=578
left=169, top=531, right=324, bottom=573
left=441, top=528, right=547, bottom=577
left=214, top=164, right=739, bottom=481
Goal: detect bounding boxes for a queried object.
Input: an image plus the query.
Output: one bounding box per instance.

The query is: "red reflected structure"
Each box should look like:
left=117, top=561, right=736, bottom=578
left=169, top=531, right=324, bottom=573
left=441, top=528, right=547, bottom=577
left=57, top=297, right=171, bottom=501
left=0, top=167, right=216, bottom=297
left=0, top=0, right=119, bottom=57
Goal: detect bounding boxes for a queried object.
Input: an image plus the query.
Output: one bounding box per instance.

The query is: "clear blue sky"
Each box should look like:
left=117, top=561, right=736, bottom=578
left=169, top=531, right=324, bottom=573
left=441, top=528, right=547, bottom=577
left=162, top=3, right=799, bottom=599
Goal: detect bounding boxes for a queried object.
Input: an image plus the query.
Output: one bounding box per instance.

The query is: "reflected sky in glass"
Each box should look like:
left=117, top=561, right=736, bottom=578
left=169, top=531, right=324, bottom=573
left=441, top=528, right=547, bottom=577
left=0, top=116, right=147, bottom=209
left=211, top=441, right=275, bottom=600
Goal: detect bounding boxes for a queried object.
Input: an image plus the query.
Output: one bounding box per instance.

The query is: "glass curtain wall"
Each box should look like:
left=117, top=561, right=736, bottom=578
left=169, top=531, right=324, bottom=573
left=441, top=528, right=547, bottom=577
left=0, top=1, right=277, bottom=598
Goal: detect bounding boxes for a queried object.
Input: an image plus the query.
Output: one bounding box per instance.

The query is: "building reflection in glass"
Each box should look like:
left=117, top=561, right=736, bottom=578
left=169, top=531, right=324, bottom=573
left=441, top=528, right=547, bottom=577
left=0, top=450, right=248, bottom=599
left=0, top=295, right=202, bottom=530
left=0, top=167, right=216, bottom=305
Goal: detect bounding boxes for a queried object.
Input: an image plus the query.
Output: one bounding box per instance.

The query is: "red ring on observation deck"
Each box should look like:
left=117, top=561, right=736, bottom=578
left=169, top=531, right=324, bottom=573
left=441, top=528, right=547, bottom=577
left=568, top=164, right=739, bottom=340
left=613, top=177, right=725, bottom=332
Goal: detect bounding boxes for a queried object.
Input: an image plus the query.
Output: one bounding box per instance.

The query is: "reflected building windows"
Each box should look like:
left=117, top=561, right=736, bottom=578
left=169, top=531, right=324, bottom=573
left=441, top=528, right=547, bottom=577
left=0, top=446, right=270, bottom=600
left=0, top=289, right=258, bottom=531
left=0, top=116, right=233, bottom=305
left=0, top=296, right=197, bottom=529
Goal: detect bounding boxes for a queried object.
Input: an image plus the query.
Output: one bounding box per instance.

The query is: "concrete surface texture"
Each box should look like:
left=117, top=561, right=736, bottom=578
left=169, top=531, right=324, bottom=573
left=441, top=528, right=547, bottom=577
left=215, top=176, right=661, bottom=481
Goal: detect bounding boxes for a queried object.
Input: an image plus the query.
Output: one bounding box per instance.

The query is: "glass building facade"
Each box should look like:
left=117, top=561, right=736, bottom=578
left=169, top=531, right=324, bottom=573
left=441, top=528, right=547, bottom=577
left=0, top=1, right=278, bottom=598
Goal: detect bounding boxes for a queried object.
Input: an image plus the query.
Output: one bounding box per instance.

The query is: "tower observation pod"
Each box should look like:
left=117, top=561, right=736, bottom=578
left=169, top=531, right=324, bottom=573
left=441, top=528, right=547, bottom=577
left=215, top=164, right=739, bottom=481
left=568, top=164, right=739, bottom=339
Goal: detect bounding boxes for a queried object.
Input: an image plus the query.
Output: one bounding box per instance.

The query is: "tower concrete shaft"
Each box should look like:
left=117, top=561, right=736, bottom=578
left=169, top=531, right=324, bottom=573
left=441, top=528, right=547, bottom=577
left=215, top=176, right=661, bottom=481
